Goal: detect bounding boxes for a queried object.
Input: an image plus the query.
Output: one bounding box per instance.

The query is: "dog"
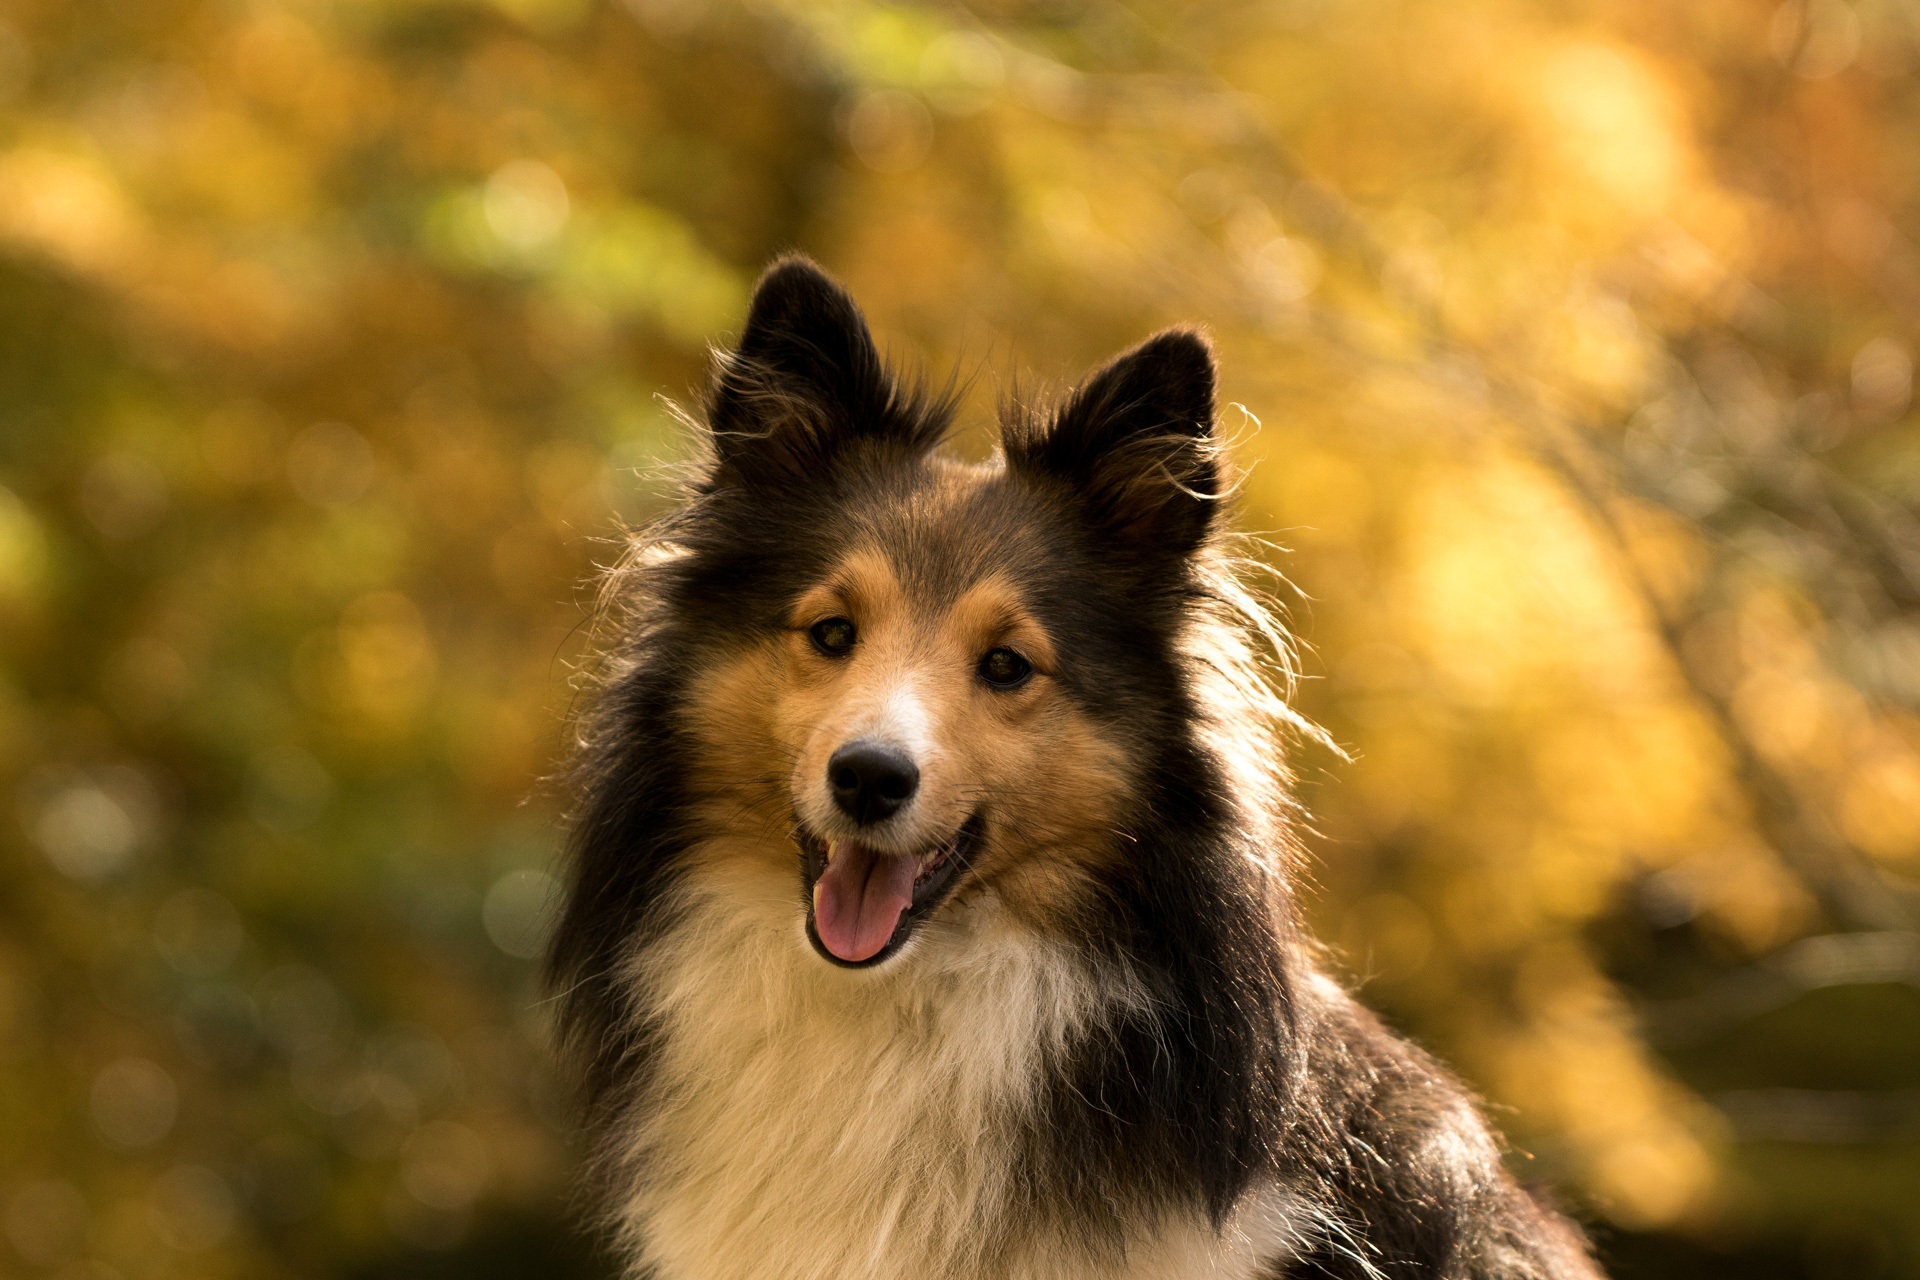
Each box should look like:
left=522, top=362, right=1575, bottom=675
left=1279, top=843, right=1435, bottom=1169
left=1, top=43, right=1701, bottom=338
left=548, top=256, right=1604, bottom=1279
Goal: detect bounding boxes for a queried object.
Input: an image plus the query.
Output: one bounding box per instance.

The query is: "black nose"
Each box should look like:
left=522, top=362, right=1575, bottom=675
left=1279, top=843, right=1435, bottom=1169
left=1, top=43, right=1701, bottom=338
left=828, top=740, right=920, bottom=826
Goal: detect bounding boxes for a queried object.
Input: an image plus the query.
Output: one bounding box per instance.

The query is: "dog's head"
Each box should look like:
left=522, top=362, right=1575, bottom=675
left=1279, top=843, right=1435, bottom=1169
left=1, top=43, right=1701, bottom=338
left=625, top=258, right=1243, bottom=969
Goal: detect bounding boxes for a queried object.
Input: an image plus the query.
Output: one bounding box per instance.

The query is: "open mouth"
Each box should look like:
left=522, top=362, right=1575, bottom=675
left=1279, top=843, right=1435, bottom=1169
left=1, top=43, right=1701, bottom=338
left=797, top=813, right=982, bottom=968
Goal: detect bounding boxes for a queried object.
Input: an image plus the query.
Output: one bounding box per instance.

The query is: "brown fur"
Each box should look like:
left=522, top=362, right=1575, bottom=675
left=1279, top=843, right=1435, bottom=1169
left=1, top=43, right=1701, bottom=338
left=681, top=506, right=1134, bottom=944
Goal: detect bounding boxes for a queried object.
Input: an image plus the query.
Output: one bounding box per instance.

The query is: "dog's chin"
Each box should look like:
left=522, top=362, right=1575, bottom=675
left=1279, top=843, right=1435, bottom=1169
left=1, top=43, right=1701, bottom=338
left=797, top=813, right=982, bottom=969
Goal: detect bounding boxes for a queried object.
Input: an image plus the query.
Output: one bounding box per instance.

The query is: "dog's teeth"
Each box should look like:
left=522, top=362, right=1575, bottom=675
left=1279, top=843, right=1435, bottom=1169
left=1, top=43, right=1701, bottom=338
left=824, top=839, right=838, bottom=865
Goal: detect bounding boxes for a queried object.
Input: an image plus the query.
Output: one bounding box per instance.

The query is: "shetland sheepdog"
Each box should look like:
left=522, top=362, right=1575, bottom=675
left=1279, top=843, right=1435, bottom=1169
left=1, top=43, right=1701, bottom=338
left=548, top=257, right=1603, bottom=1279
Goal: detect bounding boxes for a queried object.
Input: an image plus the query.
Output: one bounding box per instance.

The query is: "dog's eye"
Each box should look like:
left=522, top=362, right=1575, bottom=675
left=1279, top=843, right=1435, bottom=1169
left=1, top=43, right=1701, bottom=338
left=809, top=616, right=857, bottom=657
left=978, top=647, right=1032, bottom=689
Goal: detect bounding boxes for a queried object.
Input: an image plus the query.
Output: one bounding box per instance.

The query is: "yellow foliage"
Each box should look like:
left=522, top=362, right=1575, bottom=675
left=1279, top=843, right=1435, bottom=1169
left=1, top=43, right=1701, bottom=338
left=4, top=0, right=1919, bottom=1273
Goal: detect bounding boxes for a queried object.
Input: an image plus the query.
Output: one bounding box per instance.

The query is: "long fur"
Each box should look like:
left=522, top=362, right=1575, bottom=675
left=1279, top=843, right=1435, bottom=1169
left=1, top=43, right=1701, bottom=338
left=549, top=256, right=1604, bottom=1280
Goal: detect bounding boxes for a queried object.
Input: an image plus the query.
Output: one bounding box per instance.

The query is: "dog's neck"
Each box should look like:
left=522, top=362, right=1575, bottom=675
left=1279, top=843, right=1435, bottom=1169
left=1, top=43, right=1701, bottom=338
left=607, top=845, right=1118, bottom=1278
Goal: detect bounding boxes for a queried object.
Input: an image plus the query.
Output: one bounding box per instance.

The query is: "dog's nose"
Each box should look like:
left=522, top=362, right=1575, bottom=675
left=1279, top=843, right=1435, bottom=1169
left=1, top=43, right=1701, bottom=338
left=828, top=741, right=919, bottom=826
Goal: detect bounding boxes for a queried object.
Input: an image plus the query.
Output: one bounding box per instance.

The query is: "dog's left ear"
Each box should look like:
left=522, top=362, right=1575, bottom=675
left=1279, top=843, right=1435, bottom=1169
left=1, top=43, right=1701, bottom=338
left=1010, top=329, right=1222, bottom=556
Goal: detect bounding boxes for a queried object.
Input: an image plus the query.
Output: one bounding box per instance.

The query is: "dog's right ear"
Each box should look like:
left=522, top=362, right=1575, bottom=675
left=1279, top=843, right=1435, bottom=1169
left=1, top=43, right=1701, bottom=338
left=704, top=256, right=943, bottom=485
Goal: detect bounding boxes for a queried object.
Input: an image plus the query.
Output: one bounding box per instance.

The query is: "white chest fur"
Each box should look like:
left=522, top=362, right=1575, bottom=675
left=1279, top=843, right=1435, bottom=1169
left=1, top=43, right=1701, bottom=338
left=607, top=857, right=1301, bottom=1280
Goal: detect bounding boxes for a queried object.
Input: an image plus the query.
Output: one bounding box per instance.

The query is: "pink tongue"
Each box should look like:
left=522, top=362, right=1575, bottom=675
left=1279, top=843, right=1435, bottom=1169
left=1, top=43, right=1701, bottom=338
left=812, top=841, right=918, bottom=962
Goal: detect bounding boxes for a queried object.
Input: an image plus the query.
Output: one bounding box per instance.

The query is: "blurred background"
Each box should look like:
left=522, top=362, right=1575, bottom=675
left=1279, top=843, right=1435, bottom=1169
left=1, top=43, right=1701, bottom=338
left=2, top=0, right=1918, bottom=1276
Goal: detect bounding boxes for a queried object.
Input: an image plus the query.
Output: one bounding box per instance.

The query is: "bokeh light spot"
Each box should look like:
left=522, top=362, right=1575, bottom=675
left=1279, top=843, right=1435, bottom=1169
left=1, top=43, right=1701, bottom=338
left=286, top=421, right=375, bottom=507
left=90, top=1057, right=179, bottom=1149
left=484, top=160, right=570, bottom=252
left=843, top=90, right=934, bottom=174
left=149, top=1165, right=235, bottom=1251
left=482, top=869, right=558, bottom=959
left=4, top=1180, right=87, bottom=1267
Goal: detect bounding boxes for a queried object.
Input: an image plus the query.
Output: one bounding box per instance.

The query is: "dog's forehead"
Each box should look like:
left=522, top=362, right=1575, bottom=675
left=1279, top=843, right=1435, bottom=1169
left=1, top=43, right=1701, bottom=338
left=840, top=460, right=1055, bottom=607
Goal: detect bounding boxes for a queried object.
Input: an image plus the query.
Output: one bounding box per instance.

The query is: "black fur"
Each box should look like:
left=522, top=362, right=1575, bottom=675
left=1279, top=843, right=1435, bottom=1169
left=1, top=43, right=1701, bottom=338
left=1009, top=326, right=1224, bottom=555
left=549, top=256, right=1603, bottom=1279
left=706, top=255, right=954, bottom=488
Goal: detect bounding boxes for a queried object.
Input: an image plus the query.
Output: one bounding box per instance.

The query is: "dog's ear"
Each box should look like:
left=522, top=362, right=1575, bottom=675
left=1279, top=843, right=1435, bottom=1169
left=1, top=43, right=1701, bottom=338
left=1010, top=329, right=1222, bottom=556
left=705, top=256, right=943, bottom=484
